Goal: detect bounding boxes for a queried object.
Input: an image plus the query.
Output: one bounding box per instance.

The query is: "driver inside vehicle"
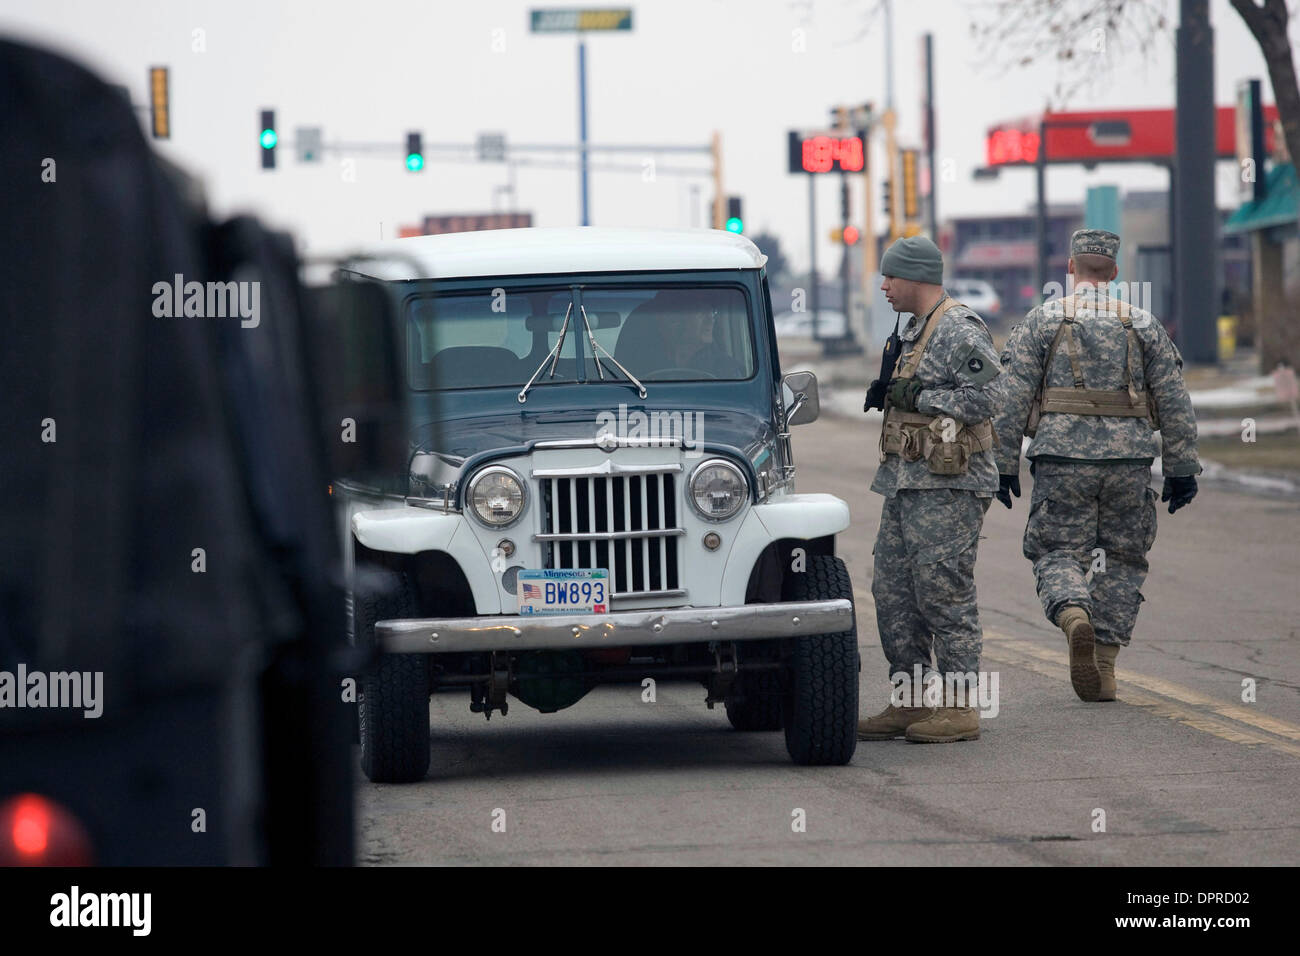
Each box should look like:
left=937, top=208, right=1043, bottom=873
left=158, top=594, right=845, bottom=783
left=654, top=297, right=745, bottom=379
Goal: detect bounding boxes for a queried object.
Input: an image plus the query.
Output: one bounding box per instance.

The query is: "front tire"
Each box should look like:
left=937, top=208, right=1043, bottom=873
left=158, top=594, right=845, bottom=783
left=782, top=555, right=858, bottom=766
left=355, top=567, right=431, bottom=783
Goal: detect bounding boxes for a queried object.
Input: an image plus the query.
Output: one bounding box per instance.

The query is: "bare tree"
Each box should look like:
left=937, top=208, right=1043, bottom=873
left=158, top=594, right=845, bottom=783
left=970, top=0, right=1300, bottom=368
left=969, top=0, right=1299, bottom=167
left=968, top=0, right=1171, bottom=104
left=1231, top=0, right=1300, bottom=172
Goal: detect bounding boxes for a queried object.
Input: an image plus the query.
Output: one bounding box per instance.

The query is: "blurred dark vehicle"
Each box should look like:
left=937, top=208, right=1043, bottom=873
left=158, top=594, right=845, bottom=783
left=0, top=38, right=407, bottom=864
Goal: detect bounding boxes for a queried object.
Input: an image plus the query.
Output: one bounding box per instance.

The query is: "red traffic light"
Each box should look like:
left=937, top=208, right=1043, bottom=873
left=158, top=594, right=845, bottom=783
left=842, top=225, right=860, bottom=245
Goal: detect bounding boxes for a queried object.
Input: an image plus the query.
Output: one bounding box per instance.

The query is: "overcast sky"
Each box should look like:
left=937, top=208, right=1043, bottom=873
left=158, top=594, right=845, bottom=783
left=3, top=0, right=1289, bottom=271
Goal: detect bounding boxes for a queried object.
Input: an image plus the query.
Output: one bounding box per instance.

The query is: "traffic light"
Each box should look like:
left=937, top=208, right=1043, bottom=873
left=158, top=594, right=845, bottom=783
left=725, top=196, right=743, bottom=233
left=406, top=132, right=424, bottom=172
left=882, top=179, right=893, bottom=217
left=259, top=109, right=276, bottom=170
left=148, top=67, right=169, bottom=140
left=843, top=225, right=860, bottom=245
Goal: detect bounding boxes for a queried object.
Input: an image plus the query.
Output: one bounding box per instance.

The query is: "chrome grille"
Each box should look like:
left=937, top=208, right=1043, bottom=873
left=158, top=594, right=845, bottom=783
left=537, top=471, right=683, bottom=599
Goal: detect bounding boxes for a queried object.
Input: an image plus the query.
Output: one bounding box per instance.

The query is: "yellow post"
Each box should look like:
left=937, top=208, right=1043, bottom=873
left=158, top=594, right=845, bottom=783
left=863, top=127, right=877, bottom=315
left=881, top=108, right=900, bottom=244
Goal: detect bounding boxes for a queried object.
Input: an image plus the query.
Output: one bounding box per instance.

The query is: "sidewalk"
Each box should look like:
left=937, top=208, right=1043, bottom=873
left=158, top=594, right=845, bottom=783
left=780, top=338, right=1300, bottom=496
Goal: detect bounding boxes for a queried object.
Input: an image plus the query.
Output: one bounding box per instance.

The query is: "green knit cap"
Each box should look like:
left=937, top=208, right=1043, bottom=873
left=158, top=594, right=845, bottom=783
left=880, top=236, right=944, bottom=284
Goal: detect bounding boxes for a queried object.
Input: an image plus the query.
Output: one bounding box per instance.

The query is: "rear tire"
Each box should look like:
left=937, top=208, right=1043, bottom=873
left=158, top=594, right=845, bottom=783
left=355, top=568, right=430, bottom=783
left=781, top=555, right=858, bottom=766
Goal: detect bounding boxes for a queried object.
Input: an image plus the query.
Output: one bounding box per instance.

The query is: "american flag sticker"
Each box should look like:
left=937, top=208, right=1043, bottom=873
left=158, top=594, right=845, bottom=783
left=522, top=583, right=542, bottom=599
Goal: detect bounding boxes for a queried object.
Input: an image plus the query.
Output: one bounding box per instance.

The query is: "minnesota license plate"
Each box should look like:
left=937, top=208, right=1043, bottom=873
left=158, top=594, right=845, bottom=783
left=517, top=568, right=609, bottom=615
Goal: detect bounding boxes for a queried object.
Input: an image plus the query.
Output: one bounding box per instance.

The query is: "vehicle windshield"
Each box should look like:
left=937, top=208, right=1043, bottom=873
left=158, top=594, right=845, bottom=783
left=406, top=284, right=755, bottom=391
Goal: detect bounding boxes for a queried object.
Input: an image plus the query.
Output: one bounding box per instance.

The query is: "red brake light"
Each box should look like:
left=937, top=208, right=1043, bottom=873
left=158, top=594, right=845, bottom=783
left=0, top=793, right=93, bottom=866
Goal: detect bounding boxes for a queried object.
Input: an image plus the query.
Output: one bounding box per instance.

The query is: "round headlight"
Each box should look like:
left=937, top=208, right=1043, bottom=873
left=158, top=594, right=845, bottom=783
left=468, top=466, right=526, bottom=527
left=689, top=459, right=748, bottom=522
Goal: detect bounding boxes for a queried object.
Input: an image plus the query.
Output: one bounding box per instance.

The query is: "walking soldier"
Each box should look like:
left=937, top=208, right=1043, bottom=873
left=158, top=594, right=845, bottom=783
left=992, top=229, right=1201, bottom=701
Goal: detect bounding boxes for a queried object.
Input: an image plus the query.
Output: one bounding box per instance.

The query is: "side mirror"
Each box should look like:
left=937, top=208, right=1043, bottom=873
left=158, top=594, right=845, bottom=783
left=782, top=370, right=820, bottom=426
left=301, top=280, right=410, bottom=487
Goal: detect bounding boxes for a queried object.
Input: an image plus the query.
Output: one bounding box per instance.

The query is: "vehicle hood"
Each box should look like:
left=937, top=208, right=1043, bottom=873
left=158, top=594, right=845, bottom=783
left=412, top=405, right=774, bottom=463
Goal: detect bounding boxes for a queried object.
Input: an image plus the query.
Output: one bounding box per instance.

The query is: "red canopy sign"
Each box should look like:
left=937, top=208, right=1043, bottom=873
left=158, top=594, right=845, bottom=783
left=986, top=106, right=1279, bottom=166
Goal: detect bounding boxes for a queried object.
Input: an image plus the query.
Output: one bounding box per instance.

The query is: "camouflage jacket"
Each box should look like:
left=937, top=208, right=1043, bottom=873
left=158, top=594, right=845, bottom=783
left=992, top=288, right=1201, bottom=477
left=870, top=294, right=1001, bottom=497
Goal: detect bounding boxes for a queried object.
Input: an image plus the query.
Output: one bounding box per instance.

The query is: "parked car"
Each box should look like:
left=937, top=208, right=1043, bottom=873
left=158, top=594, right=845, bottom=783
left=773, top=308, right=849, bottom=339
left=336, top=227, right=859, bottom=781
left=948, top=278, right=1001, bottom=322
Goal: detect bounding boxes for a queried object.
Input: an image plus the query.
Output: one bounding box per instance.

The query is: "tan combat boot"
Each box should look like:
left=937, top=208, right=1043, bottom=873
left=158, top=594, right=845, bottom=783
left=904, top=688, right=980, bottom=743
left=1095, top=644, right=1119, bottom=701
left=857, top=702, right=936, bottom=741
left=1058, top=605, right=1101, bottom=702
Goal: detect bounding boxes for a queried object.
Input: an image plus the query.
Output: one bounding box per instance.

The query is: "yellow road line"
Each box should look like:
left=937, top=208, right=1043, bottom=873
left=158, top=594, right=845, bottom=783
left=852, top=588, right=1300, bottom=760
left=987, top=634, right=1300, bottom=744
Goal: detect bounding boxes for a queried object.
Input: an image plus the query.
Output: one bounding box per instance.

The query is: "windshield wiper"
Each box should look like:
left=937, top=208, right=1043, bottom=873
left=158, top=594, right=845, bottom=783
left=580, top=305, right=647, bottom=399
left=518, top=302, right=573, bottom=404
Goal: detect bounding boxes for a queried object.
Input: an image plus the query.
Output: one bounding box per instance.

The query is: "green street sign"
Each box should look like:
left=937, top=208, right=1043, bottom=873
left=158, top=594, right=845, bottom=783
left=530, top=8, right=633, bottom=32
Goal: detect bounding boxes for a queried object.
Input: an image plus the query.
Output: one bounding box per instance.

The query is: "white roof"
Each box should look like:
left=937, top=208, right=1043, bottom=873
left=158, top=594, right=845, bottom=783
left=344, top=227, right=767, bottom=280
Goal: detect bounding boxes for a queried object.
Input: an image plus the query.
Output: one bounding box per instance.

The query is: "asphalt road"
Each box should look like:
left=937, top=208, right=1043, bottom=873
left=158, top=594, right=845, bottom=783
left=355, top=412, right=1300, bottom=865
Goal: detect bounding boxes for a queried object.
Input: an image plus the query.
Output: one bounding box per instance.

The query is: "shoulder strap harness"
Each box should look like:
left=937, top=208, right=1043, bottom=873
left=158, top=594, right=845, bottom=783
left=1036, top=292, right=1151, bottom=420
left=880, top=296, right=994, bottom=463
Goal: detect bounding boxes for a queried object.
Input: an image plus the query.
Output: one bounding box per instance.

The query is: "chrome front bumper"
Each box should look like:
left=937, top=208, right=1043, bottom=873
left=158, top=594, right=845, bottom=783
left=376, top=599, right=853, bottom=654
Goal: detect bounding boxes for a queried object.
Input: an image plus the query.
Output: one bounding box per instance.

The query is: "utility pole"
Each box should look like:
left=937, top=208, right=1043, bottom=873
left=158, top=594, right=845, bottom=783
left=882, top=0, right=900, bottom=246
left=578, top=38, right=590, bottom=226
left=1174, top=0, right=1217, bottom=362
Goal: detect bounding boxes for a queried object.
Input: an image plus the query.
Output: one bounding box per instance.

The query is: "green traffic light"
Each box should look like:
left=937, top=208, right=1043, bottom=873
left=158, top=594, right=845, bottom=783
left=725, top=217, right=743, bottom=233
left=406, top=153, right=424, bottom=171
left=260, top=128, right=277, bottom=149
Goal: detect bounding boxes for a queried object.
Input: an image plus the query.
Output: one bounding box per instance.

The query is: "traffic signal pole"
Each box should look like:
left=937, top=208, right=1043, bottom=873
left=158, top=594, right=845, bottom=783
left=863, top=126, right=877, bottom=335
left=1174, top=0, right=1217, bottom=362
left=711, top=131, right=724, bottom=229
left=808, top=172, right=819, bottom=340
left=840, top=171, right=851, bottom=349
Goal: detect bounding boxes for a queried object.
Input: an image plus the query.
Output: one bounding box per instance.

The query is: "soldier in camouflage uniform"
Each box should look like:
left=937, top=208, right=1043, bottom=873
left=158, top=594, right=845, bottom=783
left=992, top=229, right=1200, bottom=702
left=858, top=236, right=1001, bottom=744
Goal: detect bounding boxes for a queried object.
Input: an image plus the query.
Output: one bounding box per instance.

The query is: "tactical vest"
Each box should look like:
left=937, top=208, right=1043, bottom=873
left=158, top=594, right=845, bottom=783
left=879, top=296, right=994, bottom=475
left=1024, top=292, right=1160, bottom=437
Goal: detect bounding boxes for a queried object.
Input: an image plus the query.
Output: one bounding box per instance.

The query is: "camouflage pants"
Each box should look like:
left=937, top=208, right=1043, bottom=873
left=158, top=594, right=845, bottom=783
left=872, top=488, right=991, bottom=677
left=1024, top=461, right=1159, bottom=647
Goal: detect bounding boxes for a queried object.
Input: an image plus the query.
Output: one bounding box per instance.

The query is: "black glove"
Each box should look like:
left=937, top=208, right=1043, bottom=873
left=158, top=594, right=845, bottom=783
left=1161, top=475, right=1197, bottom=514
left=864, top=379, right=888, bottom=412
left=995, top=473, right=1021, bottom=509
left=887, top=377, right=924, bottom=412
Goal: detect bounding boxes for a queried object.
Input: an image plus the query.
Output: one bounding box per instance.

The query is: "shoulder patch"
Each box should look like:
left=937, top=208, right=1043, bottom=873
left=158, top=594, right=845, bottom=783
left=1129, top=311, right=1152, bottom=329
left=953, top=340, right=1000, bottom=385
